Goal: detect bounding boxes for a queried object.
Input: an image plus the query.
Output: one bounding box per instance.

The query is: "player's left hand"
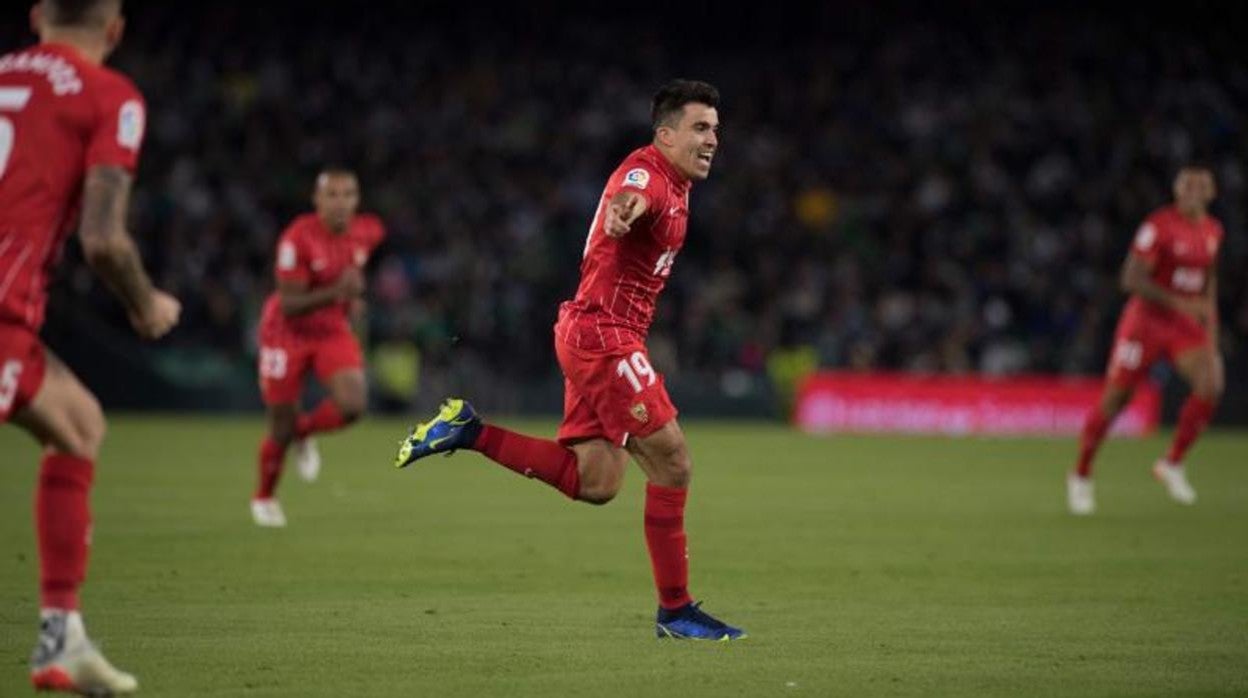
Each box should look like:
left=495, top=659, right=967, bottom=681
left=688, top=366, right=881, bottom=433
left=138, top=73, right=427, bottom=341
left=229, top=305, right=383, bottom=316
left=130, top=289, right=181, bottom=340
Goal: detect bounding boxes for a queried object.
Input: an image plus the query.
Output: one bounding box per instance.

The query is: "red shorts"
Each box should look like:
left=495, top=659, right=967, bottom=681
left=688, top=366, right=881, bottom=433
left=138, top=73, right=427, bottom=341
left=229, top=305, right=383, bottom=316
left=554, top=337, right=677, bottom=447
left=1106, top=300, right=1211, bottom=388
left=258, top=326, right=363, bottom=405
left=0, top=324, right=48, bottom=423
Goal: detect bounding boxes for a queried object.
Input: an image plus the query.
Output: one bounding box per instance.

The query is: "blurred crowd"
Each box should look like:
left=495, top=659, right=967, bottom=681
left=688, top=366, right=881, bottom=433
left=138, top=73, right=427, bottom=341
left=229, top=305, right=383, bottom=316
left=5, top=3, right=1246, bottom=406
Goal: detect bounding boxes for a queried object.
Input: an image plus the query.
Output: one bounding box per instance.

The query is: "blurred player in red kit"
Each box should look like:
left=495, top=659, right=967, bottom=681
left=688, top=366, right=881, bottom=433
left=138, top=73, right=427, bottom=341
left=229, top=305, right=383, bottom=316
left=395, top=80, right=745, bottom=640
left=0, top=0, right=181, bottom=693
left=252, top=168, right=384, bottom=527
left=1068, top=166, right=1224, bottom=515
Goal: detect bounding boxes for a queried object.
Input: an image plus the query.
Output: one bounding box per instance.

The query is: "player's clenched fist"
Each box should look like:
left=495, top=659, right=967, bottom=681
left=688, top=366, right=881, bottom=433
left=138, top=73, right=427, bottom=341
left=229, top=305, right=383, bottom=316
left=336, top=266, right=366, bottom=299
left=130, top=290, right=181, bottom=339
left=604, top=192, right=647, bottom=238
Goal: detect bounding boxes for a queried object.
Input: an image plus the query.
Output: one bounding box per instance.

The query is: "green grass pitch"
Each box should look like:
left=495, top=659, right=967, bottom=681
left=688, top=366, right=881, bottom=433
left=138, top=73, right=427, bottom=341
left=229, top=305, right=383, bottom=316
left=2, top=416, right=1246, bottom=696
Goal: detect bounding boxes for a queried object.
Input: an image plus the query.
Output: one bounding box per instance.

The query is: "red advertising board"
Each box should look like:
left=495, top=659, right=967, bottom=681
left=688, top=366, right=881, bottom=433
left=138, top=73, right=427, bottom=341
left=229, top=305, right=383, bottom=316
left=794, top=372, right=1160, bottom=436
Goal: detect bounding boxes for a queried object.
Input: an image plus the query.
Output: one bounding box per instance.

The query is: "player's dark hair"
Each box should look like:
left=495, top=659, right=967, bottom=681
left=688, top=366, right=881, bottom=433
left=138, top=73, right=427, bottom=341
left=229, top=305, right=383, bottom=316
left=317, top=166, right=357, bottom=180
left=43, top=0, right=121, bottom=27
left=651, top=79, right=719, bottom=130
left=1178, top=161, right=1213, bottom=174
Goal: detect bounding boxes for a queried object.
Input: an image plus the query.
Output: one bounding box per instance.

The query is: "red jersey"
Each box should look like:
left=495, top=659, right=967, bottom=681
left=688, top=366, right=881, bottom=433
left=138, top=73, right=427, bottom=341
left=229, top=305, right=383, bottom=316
left=557, top=145, right=691, bottom=351
left=1126, top=205, right=1223, bottom=315
left=259, top=213, right=385, bottom=337
left=0, top=43, right=145, bottom=331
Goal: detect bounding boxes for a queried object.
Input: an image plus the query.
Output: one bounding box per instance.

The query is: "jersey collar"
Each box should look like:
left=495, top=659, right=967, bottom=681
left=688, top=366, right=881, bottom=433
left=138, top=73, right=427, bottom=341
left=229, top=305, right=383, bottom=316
left=641, top=144, right=691, bottom=191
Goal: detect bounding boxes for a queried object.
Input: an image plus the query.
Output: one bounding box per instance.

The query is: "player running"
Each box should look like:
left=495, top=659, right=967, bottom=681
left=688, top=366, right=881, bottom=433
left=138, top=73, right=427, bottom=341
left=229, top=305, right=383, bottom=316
left=1, top=0, right=181, bottom=693
left=252, top=168, right=384, bottom=527
left=1068, top=166, right=1224, bottom=515
left=395, top=80, right=744, bottom=641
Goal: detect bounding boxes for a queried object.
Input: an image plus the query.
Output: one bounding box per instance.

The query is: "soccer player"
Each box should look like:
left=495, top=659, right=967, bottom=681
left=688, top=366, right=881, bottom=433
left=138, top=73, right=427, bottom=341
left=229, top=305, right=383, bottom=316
left=395, top=80, right=745, bottom=641
left=252, top=168, right=384, bottom=527
left=1068, top=166, right=1224, bottom=515
left=1, top=1, right=181, bottom=693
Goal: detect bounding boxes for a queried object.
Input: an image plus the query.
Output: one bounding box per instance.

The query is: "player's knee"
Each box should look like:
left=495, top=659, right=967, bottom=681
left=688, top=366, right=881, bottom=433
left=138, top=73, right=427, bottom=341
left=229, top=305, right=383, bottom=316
left=656, top=446, right=692, bottom=488
left=1194, top=378, right=1223, bottom=403
left=1100, top=388, right=1131, bottom=417
left=269, top=416, right=297, bottom=445
left=74, top=396, right=107, bottom=460
left=337, top=395, right=366, bottom=422
left=578, top=481, right=620, bottom=505
left=577, top=462, right=623, bottom=505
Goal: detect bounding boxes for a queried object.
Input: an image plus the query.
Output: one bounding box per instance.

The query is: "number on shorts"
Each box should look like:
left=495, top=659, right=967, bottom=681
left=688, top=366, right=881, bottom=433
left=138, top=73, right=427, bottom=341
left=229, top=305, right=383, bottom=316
left=1113, top=340, right=1143, bottom=370
left=259, top=347, right=288, bottom=379
left=616, top=351, right=656, bottom=394
left=0, top=359, right=23, bottom=412
left=1171, top=267, right=1205, bottom=293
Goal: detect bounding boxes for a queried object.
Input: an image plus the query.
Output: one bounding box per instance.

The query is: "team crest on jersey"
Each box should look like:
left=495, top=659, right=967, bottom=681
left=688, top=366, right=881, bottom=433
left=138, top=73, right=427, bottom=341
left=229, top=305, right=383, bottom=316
left=630, top=403, right=650, bottom=424
left=117, top=99, right=145, bottom=151
left=623, top=168, right=651, bottom=190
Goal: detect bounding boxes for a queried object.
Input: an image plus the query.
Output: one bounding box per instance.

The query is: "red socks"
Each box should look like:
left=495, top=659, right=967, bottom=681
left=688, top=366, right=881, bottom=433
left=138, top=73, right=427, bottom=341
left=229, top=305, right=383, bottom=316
left=296, top=399, right=348, bottom=438
left=255, top=438, right=286, bottom=499
left=472, top=425, right=580, bottom=499
left=1075, top=409, right=1111, bottom=478
left=644, top=483, right=693, bottom=610
left=1167, top=396, right=1216, bottom=464
left=467, top=424, right=692, bottom=608
left=36, top=454, right=93, bottom=610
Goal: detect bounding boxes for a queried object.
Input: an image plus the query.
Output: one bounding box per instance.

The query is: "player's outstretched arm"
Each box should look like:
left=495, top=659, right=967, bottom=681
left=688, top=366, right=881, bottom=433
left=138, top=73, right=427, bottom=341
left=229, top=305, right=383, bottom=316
left=79, top=165, right=181, bottom=339
left=603, top=191, right=649, bottom=238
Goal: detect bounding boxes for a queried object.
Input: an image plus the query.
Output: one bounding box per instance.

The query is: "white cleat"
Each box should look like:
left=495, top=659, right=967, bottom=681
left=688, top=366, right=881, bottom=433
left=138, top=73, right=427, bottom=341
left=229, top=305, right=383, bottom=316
left=293, top=437, right=321, bottom=482
left=1067, top=472, right=1096, bottom=515
left=31, top=610, right=138, bottom=695
left=1153, top=460, right=1197, bottom=505
left=250, top=498, right=287, bottom=527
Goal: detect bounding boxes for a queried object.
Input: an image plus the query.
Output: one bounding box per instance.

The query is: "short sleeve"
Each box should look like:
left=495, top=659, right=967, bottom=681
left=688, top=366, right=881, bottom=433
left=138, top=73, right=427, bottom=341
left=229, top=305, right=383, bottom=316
left=86, top=78, right=145, bottom=172
left=611, top=165, right=658, bottom=220
left=1130, top=215, right=1162, bottom=265
left=360, top=214, right=386, bottom=253
left=274, top=229, right=310, bottom=284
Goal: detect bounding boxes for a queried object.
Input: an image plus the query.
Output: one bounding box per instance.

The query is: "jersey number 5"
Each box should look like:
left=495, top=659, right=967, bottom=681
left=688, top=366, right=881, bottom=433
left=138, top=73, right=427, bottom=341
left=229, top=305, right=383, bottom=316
left=0, top=87, right=33, bottom=180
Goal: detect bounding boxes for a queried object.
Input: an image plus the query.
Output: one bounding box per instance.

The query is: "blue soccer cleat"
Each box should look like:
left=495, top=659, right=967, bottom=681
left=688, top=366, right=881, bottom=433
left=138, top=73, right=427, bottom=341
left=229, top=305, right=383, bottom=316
left=655, top=602, right=747, bottom=641
left=394, top=398, right=481, bottom=468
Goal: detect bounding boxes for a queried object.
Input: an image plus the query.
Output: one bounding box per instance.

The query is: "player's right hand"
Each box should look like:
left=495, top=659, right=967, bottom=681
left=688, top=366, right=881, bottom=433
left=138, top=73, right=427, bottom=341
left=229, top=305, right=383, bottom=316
left=130, top=290, right=181, bottom=339
left=337, top=267, right=366, bottom=299
left=1174, top=297, right=1213, bottom=326
left=604, top=194, right=646, bottom=238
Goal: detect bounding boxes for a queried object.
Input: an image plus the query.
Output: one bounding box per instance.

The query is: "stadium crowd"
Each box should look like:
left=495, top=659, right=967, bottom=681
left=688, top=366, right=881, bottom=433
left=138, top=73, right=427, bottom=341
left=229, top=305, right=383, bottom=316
left=5, top=3, right=1246, bottom=408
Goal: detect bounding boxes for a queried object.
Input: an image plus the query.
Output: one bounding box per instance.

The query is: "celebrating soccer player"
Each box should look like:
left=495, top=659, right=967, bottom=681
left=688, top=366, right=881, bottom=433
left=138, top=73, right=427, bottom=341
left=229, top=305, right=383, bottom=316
left=1068, top=166, right=1224, bottom=515
left=395, top=80, right=745, bottom=640
left=1, top=1, right=182, bottom=693
left=252, top=168, right=384, bottom=527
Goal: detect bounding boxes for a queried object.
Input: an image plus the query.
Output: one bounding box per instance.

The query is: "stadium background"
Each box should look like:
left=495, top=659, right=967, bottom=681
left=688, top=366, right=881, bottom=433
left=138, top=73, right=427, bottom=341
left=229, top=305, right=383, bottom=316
left=3, top=0, right=1247, bottom=422
left=3, top=3, right=1248, bottom=696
